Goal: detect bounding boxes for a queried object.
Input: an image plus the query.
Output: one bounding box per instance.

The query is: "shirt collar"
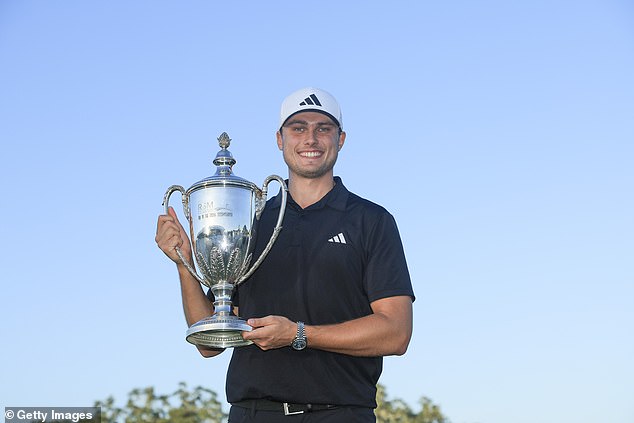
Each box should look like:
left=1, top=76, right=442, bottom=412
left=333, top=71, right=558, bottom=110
left=270, top=176, right=349, bottom=211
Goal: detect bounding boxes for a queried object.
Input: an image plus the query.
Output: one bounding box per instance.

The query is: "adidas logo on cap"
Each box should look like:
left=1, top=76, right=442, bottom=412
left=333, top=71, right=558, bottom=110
left=279, top=87, right=343, bottom=130
left=299, top=94, right=322, bottom=107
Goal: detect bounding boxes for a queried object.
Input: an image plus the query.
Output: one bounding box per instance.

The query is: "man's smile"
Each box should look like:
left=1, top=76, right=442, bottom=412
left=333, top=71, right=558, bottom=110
left=299, top=151, right=323, bottom=158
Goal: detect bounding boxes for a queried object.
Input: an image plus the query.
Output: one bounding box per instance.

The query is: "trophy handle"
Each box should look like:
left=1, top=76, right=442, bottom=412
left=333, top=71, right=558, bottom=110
left=162, top=185, right=208, bottom=287
left=236, top=175, right=287, bottom=286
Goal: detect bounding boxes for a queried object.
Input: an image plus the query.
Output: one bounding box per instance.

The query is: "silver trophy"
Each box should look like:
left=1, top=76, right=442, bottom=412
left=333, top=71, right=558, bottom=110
left=162, top=132, right=287, bottom=348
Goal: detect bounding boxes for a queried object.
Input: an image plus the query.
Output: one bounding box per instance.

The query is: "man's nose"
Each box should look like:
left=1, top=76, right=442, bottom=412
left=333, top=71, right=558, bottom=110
left=304, top=129, right=319, bottom=144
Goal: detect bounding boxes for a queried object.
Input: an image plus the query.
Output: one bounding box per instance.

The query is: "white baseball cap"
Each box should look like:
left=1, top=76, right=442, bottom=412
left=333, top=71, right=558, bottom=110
left=279, top=87, right=343, bottom=130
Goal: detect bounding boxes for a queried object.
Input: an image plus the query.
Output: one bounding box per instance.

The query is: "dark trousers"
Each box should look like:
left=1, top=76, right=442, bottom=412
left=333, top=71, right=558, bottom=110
left=228, top=405, right=376, bottom=423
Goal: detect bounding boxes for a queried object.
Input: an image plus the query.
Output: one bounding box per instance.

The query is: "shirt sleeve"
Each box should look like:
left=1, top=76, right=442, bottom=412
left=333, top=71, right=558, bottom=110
left=363, top=212, right=415, bottom=303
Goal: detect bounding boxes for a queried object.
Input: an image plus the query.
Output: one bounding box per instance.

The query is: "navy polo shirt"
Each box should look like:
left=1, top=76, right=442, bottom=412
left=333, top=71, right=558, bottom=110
left=224, top=177, right=414, bottom=408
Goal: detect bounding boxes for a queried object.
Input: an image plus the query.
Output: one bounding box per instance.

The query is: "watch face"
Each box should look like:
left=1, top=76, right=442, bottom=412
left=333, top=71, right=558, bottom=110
left=292, top=339, right=307, bottom=350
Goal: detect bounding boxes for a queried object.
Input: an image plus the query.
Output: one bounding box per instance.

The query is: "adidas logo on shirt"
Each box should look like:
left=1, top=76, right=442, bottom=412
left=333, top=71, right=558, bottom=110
left=328, top=233, right=347, bottom=244
left=299, top=94, right=322, bottom=107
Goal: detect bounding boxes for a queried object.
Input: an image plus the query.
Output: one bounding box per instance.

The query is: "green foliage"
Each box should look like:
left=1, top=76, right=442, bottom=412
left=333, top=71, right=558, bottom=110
left=95, top=382, right=226, bottom=423
left=376, top=384, right=448, bottom=423
left=95, top=382, right=448, bottom=423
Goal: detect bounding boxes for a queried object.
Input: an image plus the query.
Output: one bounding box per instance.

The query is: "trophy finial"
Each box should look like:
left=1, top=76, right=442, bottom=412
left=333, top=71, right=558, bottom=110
left=218, top=132, right=231, bottom=149
left=213, top=132, right=236, bottom=174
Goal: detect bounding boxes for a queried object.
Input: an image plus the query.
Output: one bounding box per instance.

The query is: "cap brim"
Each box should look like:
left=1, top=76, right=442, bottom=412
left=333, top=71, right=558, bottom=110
left=280, top=109, right=341, bottom=130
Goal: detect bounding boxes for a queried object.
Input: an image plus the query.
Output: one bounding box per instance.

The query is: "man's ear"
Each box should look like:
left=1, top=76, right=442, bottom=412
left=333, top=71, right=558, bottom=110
left=338, top=131, right=346, bottom=150
left=276, top=130, right=283, bottom=150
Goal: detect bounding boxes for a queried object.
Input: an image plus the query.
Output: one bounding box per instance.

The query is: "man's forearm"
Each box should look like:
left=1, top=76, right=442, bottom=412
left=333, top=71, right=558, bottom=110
left=177, top=264, right=226, bottom=357
left=177, top=264, right=213, bottom=327
left=305, top=296, right=413, bottom=357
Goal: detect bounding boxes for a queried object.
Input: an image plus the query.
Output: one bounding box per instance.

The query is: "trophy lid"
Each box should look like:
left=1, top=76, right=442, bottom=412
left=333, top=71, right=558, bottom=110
left=188, top=132, right=258, bottom=192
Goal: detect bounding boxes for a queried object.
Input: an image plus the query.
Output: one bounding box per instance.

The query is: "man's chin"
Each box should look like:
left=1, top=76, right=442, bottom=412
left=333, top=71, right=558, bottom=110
left=294, top=167, right=334, bottom=179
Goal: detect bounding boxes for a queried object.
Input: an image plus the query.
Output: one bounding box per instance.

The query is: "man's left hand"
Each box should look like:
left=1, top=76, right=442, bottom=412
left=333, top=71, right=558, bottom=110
left=242, top=316, right=296, bottom=350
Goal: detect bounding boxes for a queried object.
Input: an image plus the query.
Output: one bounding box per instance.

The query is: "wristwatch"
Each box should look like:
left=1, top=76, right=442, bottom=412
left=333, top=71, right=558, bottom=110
left=291, top=321, right=307, bottom=350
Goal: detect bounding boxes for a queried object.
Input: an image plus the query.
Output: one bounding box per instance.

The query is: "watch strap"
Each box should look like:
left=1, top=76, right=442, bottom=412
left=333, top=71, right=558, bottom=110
left=291, top=321, right=307, bottom=350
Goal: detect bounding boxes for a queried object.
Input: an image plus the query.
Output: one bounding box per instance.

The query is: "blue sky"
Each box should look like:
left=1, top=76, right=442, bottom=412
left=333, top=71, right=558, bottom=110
left=1, top=1, right=632, bottom=423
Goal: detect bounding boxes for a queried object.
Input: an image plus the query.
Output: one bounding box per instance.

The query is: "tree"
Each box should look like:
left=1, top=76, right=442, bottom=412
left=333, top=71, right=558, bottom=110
left=95, top=382, right=448, bottom=423
left=376, top=384, right=448, bottom=423
left=95, top=382, right=226, bottom=423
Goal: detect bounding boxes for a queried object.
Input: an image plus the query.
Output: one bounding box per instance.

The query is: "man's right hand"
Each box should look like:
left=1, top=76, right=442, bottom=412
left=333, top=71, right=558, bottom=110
left=155, top=206, right=193, bottom=265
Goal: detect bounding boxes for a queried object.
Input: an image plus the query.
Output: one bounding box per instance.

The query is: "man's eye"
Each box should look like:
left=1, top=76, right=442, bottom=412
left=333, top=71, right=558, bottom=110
left=318, top=127, right=331, bottom=132
left=293, top=127, right=305, bottom=132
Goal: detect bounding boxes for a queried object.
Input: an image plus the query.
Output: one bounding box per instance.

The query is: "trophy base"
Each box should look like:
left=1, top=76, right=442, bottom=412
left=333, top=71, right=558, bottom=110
left=185, top=315, right=253, bottom=348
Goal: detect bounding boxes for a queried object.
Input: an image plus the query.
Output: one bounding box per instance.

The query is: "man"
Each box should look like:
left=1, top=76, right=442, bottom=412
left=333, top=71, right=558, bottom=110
left=156, top=87, right=415, bottom=422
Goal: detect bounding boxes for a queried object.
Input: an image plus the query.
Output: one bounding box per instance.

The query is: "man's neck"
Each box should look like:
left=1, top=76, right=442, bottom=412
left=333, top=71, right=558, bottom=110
left=287, top=174, right=336, bottom=209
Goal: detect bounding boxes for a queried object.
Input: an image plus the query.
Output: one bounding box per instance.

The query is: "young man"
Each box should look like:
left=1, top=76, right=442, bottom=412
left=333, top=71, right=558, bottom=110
left=156, top=87, right=414, bottom=422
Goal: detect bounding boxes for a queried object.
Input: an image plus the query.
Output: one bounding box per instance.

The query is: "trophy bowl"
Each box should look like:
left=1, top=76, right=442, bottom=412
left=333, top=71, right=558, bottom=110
left=163, top=132, right=287, bottom=348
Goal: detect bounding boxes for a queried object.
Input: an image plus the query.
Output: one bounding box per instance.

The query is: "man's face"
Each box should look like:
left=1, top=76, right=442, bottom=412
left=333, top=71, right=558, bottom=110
left=276, top=111, right=346, bottom=180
